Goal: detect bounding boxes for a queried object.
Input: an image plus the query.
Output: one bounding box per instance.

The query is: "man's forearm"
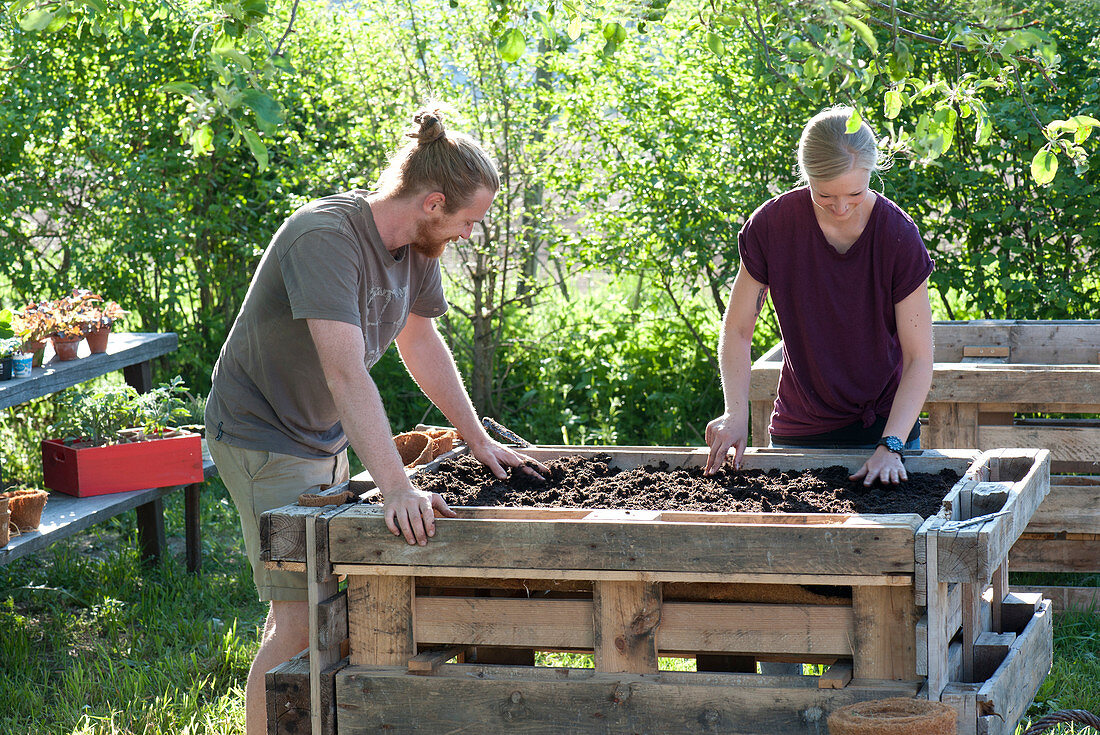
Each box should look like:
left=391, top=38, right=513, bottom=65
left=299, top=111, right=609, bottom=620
left=327, top=366, right=415, bottom=493
left=397, top=325, right=488, bottom=444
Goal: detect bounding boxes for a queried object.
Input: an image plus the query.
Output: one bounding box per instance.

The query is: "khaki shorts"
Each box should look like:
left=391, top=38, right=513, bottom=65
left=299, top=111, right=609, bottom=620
left=209, top=439, right=349, bottom=602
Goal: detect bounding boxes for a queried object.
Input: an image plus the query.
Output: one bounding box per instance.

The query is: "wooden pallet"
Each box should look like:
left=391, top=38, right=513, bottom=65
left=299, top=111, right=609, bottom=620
left=750, top=319, right=1100, bottom=611
left=262, top=446, right=1052, bottom=735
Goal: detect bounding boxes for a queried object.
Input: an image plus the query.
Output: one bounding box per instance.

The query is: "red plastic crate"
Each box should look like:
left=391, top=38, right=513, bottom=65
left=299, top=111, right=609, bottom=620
left=42, top=431, right=204, bottom=497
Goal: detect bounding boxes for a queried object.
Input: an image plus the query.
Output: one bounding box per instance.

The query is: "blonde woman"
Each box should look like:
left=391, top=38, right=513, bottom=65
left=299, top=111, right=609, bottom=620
left=705, top=106, right=934, bottom=485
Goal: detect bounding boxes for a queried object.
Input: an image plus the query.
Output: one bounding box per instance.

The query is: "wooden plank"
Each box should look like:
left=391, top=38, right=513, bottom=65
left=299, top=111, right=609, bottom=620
left=0, top=458, right=215, bottom=566
left=973, top=632, right=1016, bottom=683
left=265, top=650, right=309, bottom=735
left=413, top=597, right=856, bottom=657
left=306, top=513, right=339, bottom=735
left=347, top=574, right=415, bottom=666
left=185, top=482, right=202, bottom=573
left=992, top=563, right=1007, bottom=633
left=931, top=322, right=1014, bottom=362
left=750, top=400, right=772, bottom=448
left=976, top=600, right=1054, bottom=735
left=963, top=346, right=1009, bottom=359
left=316, top=589, right=347, bottom=651
left=1015, top=585, right=1100, bottom=613
left=818, top=662, right=853, bottom=689
left=335, top=665, right=920, bottom=734
left=925, top=525, right=949, bottom=700
left=925, top=402, right=980, bottom=449
left=1010, top=535, right=1100, bottom=573
left=593, top=581, right=660, bottom=673
left=961, top=582, right=980, bottom=682
left=1025, top=477, right=1100, bottom=534
left=916, top=582, right=963, bottom=677
left=927, top=364, right=1100, bottom=404
left=333, top=564, right=912, bottom=586
left=0, top=332, right=178, bottom=410
left=981, top=425, right=1100, bottom=472
left=1009, top=321, right=1100, bottom=364
left=1001, top=592, right=1042, bottom=635
left=941, top=686, right=979, bottom=735
left=259, top=486, right=354, bottom=563
left=852, top=586, right=916, bottom=680
left=407, top=646, right=468, bottom=675
left=264, top=650, right=345, bottom=735
left=327, top=508, right=921, bottom=577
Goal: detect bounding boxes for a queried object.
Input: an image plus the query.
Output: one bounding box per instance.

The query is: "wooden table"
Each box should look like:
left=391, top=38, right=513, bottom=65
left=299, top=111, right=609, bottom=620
left=0, top=332, right=211, bottom=570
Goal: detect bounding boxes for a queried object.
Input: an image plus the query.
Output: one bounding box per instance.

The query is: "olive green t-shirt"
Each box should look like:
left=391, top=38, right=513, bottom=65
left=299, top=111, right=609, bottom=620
left=206, top=190, right=448, bottom=458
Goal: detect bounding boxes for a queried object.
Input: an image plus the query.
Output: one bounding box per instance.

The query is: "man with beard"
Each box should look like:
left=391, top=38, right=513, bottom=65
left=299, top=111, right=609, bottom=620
left=205, top=106, right=543, bottom=735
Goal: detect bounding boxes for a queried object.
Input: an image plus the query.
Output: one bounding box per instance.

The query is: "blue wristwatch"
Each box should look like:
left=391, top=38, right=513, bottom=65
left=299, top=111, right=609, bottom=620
left=876, top=436, right=905, bottom=454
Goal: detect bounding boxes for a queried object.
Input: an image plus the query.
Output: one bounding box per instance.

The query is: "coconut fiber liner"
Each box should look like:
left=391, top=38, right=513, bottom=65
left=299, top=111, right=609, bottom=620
left=827, top=697, right=957, bottom=735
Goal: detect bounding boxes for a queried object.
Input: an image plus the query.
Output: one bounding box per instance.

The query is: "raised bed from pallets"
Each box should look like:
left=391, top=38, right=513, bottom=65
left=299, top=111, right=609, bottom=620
left=750, top=319, right=1100, bottom=612
left=261, top=446, right=1052, bottom=735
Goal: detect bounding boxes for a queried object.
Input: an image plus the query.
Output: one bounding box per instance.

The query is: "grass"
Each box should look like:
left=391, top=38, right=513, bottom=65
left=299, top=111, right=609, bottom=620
left=0, top=479, right=262, bottom=735
left=1, top=481, right=1097, bottom=734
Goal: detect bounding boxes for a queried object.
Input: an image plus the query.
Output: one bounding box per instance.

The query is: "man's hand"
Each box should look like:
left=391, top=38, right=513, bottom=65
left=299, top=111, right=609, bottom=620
left=468, top=436, right=549, bottom=479
left=850, top=446, right=908, bottom=486
left=383, top=486, right=457, bottom=545
left=704, top=411, right=749, bottom=475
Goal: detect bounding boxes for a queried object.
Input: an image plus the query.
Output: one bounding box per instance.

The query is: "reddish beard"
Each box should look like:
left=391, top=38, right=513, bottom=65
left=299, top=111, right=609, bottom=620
left=411, top=218, right=451, bottom=258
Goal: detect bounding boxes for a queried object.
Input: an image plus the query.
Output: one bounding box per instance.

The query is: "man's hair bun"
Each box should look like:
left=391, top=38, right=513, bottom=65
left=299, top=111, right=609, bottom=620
left=408, top=109, right=447, bottom=145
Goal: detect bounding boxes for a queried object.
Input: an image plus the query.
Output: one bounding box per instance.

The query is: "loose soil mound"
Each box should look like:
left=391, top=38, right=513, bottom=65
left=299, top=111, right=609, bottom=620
left=417, top=453, right=960, bottom=518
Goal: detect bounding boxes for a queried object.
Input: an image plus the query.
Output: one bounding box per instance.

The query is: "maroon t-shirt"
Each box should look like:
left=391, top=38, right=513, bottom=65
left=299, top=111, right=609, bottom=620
left=739, top=187, right=933, bottom=437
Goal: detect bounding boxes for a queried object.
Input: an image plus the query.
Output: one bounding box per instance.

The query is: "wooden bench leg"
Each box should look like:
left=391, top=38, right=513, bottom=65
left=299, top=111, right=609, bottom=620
left=185, top=482, right=202, bottom=573
left=136, top=497, right=166, bottom=563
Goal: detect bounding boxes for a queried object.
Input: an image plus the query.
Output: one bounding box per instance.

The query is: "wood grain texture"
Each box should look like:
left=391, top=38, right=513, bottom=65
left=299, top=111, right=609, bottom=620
left=593, top=581, right=660, bottom=673
left=334, top=564, right=912, bottom=587
left=0, top=332, right=177, bottom=410
left=1024, top=477, right=1100, bottom=534
left=976, top=600, right=1053, bottom=735
left=852, top=585, right=917, bottom=680
left=334, top=665, right=920, bottom=734
left=412, top=597, right=856, bottom=657
left=347, top=575, right=414, bottom=666
left=327, top=509, right=921, bottom=577
left=1014, top=585, right=1100, bottom=613
left=1009, top=535, right=1100, bottom=573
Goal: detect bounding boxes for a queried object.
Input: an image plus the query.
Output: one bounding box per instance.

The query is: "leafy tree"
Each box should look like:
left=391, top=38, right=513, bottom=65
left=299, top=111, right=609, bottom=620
left=6, top=1, right=1096, bottom=182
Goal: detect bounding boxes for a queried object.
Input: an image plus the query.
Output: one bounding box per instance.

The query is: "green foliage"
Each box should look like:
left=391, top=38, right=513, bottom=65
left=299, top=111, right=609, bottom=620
left=49, top=376, right=192, bottom=446
left=889, top=0, right=1100, bottom=320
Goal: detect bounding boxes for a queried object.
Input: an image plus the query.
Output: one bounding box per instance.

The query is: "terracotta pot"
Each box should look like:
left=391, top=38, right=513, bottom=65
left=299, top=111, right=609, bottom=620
left=85, top=323, right=111, bottom=354
left=1, top=488, right=48, bottom=531
left=22, top=339, right=45, bottom=368
left=50, top=334, right=83, bottom=362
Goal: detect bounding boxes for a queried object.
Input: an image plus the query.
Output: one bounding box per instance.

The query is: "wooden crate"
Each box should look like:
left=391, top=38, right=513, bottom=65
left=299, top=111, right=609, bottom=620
left=750, top=319, right=1100, bottom=611
left=261, top=446, right=1052, bottom=735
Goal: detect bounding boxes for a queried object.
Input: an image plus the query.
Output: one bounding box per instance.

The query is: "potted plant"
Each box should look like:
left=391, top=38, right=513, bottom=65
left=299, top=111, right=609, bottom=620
left=41, top=377, right=204, bottom=497
left=14, top=302, right=54, bottom=367
left=0, top=309, right=19, bottom=381
left=67, top=290, right=128, bottom=354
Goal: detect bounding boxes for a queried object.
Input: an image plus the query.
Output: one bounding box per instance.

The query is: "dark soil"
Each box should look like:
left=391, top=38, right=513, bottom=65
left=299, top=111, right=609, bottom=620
left=416, top=453, right=960, bottom=518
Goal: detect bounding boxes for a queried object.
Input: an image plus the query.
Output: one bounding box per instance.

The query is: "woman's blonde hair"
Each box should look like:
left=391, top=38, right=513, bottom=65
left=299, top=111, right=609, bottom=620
left=797, top=106, right=889, bottom=183
left=376, top=104, right=499, bottom=212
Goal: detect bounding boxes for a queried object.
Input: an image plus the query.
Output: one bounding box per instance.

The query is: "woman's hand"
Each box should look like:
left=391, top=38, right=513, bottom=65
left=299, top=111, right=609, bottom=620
left=704, top=411, right=749, bottom=475
left=850, top=445, right=908, bottom=486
